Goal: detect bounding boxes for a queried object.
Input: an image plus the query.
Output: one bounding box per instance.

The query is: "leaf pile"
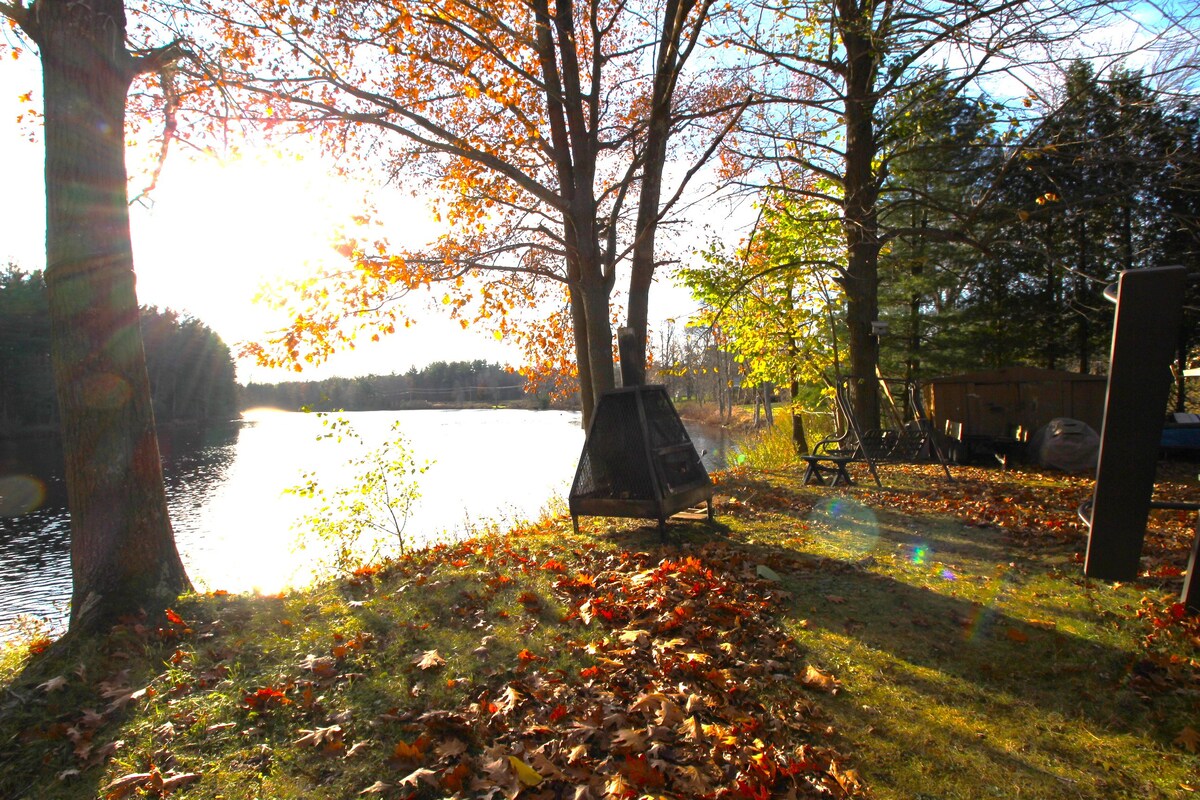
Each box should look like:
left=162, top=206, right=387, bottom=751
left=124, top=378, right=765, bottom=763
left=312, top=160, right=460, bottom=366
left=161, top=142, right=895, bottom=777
left=439, top=546, right=854, bottom=798
left=343, top=542, right=857, bottom=798
left=0, top=536, right=858, bottom=799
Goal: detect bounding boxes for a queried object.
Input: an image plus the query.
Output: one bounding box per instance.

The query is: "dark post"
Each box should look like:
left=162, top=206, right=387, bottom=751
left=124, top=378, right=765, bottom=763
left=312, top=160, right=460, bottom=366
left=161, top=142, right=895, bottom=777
left=1084, top=266, right=1187, bottom=581
left=1185, top=523, right=1200, bottom=611
left=617, top=326, right=645, bottom=387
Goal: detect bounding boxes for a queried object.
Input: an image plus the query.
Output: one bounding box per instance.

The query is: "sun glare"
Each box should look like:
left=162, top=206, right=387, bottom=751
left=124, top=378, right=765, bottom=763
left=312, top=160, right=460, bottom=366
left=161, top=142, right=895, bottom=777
left=128, top=150, right=462, bottom=381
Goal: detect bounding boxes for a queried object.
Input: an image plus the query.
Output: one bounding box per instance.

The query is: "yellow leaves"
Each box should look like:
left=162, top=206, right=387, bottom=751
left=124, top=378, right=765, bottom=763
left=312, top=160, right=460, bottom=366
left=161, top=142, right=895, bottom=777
left=508, top=755, right=543, bottom=786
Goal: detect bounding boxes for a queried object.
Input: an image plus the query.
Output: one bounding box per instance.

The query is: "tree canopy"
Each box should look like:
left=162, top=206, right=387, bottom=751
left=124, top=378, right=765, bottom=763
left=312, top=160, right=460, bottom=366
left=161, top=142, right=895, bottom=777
left=171, top=0, right=749, bottom=424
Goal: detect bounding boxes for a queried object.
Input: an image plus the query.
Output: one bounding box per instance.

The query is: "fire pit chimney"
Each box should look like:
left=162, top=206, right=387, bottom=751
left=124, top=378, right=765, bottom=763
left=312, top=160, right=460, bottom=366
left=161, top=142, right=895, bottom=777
left=617, top=326, right=645, bottom=387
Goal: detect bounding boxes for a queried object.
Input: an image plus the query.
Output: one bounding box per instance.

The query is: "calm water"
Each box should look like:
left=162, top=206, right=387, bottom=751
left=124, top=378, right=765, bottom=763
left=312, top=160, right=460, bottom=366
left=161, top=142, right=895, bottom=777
left=0, top=408, right=734, bottom=633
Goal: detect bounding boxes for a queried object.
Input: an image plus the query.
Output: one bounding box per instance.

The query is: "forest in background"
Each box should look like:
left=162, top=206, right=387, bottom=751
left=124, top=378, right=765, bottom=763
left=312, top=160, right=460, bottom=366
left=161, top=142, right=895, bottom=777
left=679, top=63, right=1200, bottom=414
left=0, top=267, right=238, bottom=436
left=241, top=360, right=532, bottom=412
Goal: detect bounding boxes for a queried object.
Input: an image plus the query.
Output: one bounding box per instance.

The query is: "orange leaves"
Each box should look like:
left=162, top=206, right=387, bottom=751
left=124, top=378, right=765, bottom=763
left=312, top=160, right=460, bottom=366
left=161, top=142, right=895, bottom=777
left=390, top=737, right=427, bottom=762
left=241, top=686, right=291, bottom=710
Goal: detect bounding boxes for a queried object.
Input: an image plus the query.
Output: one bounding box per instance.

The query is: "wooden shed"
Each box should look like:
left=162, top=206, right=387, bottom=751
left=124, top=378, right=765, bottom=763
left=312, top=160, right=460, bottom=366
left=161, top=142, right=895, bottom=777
left=922, top=366, right=1108, bottom=442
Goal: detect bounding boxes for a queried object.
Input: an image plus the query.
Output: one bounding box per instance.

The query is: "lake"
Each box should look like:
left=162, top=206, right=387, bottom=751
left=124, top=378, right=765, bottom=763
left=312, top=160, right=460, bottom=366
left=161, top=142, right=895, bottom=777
left=0, top=408, right=735, bottom=634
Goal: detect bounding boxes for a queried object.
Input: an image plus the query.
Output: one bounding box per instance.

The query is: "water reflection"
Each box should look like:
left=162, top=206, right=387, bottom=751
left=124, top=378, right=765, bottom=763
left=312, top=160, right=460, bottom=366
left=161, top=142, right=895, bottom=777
left=1, top=408, right=733, bottom=633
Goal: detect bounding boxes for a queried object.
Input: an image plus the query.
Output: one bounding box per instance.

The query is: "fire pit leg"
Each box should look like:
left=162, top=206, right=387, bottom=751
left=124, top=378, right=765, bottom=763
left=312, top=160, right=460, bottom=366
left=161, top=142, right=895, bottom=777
left=572, top=515, right=580, bottom=536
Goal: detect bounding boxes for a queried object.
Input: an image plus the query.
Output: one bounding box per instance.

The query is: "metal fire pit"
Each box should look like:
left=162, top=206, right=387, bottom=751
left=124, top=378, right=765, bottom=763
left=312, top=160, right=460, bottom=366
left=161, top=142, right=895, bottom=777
left=569, top=385, right=713, bottom=535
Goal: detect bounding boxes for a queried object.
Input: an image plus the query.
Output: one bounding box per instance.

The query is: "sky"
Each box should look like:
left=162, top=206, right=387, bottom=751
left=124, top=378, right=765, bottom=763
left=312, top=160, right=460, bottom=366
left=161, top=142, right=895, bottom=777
left=0, top=54, right=704, bottom=386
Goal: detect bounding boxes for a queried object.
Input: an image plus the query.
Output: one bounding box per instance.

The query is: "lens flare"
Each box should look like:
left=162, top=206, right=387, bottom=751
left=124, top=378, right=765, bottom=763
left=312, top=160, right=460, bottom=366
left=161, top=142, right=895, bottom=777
left=0, top=475, right=46, bottom=516
left=810, top=496, right=880, bottom=558
left=81, top=373, right=131, bottom=409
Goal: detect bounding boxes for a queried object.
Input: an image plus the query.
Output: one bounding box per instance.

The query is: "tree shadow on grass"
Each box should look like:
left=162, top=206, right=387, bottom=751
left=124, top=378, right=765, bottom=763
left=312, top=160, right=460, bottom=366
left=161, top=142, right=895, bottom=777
left=630, top=499, right=1194, bottom=799
left=452, top=460, right=1194, bottom=798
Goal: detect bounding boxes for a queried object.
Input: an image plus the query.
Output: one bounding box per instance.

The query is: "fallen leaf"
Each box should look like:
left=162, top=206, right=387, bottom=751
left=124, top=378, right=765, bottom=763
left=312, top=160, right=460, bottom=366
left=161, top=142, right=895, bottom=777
left=614, top=727, right=649, bottom=752
left=38, top=675, right=68, bottom=693
left=159, top=772, right=200, bottom=792
left=800, top=664, right=841, bottom=693
left=391, top=739, right=425, bottom=761
left=359, top=780, right=392, bottom=794
left=399, top=767, right=439, bottom=789
left=679, top=715, right=705, bottom=743
left=496, top=684, right=522, bottom=715
left=1005, top=627, right=1029, bottom=644
left=101, top=772, right=151, bottom=799
left=294, top=724, right=343, bottom=748
left=508, top=755, right=543, bottom=787
left=300, top=653, right=338, bottom=678
left=105, top=686, right=151, bottom=713
left=1175, top=726, right=1200, bottom=754
left=618, top=629, right=651, bottom=647
left=413, top=649, right=446, bottom=670
left=436, top=738, right=468, bottom=758
left=756, top=564, right=781, bottom=582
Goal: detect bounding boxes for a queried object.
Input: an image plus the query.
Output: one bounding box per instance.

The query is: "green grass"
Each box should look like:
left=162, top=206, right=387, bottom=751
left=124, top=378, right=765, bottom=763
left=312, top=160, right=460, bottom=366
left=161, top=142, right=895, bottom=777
left=1, top=465, right=1197, bottom=799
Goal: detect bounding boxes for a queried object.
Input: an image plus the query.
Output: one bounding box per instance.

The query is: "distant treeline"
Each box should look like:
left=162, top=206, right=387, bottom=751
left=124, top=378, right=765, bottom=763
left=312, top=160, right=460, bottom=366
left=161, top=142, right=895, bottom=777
left=0, top=267, right=239, bottom=436
left=241, top=360, right=532, bottom=411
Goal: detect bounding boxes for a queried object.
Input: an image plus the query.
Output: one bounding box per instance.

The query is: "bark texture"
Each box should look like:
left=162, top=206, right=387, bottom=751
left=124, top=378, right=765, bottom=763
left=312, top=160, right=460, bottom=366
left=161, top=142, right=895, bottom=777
left=30, top=0, right=191, bottom=633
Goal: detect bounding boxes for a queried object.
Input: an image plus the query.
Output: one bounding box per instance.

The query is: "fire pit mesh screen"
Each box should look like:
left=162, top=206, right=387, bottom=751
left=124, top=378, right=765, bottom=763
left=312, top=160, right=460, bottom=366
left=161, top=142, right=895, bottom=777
left=570, top=385, right=713, bottom=533
left=573, top=390, right=654, bottom=499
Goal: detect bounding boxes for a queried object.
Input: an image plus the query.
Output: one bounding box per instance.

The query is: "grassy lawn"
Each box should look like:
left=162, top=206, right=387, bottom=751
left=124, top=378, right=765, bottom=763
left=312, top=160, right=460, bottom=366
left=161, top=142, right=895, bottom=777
left=1, top=459, right=1197, bottom=798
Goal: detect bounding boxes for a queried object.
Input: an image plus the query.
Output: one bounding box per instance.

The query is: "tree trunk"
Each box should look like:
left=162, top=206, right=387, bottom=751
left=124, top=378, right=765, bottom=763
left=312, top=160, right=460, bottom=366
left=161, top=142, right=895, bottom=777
left=580, top=283, right=615, bottom=413
left=568, top=287, right=596, bottom=426
left=1076, top=220, right=1091, bottom=372
left=840, top=0, right=881, bottom=431
left=627, top=0, right=692, bottom=375
left=34, top=0, right=191, bottom=634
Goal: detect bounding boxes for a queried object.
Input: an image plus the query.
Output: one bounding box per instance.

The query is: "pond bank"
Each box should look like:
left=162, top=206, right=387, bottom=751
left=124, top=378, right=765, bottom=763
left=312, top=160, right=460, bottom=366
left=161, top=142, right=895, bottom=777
left=2, top=463, right=1196, bottom=798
